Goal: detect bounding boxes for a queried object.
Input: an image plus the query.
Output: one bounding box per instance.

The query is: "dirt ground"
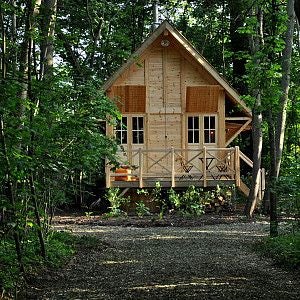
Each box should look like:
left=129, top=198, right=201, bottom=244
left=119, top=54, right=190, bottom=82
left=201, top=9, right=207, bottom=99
left=23, top=214, right=300, bottom=300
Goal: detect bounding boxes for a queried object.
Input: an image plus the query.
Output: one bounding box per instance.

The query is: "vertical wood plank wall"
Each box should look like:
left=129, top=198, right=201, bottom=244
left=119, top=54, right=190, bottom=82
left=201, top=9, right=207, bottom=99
left=107, top=32, right=226, bottom=173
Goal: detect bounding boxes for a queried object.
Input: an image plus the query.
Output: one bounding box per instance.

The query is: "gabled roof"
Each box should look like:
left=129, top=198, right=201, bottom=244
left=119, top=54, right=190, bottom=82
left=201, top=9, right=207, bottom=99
left=103, top=20, right=252, bottom=117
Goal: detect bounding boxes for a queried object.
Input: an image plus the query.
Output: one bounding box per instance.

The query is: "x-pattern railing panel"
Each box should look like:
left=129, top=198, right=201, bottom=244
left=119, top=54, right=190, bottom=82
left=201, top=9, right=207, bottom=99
left=109, top=147, right=241, bottom=187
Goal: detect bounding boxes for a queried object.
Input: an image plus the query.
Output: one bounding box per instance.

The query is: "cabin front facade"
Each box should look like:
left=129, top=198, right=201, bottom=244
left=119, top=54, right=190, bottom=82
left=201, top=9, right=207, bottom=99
left=104, top=21, right=256, bottom=195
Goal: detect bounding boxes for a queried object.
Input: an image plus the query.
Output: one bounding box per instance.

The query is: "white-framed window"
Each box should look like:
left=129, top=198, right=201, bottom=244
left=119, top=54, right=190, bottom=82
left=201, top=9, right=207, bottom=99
left=116, top=116, right=128, bottom=144
left=132, top=116, right=144, bottom=144
left=204, top=115, right=216, bottom=144
left=188, top=116, right=200, bottom=144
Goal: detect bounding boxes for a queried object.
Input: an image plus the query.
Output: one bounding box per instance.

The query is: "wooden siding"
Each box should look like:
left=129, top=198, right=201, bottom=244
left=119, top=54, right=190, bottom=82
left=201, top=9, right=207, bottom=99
left=165, top=49, right=181, bottom=112
left=113, top=60, right=145, bottom=86
left=148, top=49, right=163, bottom=113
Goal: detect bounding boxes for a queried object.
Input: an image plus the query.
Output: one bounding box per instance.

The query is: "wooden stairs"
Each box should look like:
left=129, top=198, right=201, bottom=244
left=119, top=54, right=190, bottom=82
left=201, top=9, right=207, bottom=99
left=239, top=180, right=250, bottom=197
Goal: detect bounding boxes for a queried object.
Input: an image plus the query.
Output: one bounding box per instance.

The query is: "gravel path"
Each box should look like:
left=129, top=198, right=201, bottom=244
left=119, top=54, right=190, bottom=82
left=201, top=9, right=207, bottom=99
left=24, top=219, right=300, bottom=299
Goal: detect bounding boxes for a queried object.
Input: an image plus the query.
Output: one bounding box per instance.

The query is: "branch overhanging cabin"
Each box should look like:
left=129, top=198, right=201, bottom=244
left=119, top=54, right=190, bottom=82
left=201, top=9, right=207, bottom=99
left=103, top=21, right=263, bottom=197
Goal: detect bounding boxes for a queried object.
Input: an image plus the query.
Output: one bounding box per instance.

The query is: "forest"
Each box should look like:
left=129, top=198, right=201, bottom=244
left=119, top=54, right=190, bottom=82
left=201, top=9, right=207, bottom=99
left=0, top=0, right=300, bottom=297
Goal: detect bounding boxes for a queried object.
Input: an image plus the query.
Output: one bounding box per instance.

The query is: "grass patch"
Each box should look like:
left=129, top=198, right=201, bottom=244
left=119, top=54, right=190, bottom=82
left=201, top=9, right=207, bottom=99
left=0, top=230, right=76, bottom=297
left=257, top=231, right=300, bottom=269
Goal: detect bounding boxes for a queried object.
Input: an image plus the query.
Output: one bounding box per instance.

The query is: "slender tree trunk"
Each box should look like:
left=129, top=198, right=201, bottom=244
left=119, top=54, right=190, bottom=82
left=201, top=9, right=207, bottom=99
left=275, top=0, right=295, bottom=178
left=269, top=0, right=295, bottom=237
left=0, top=7, right=6, bottom=79
left=0, top=116, right=26, bottom=278
left=295, top=0, right=300, bottom=23
left=40, top=0, right=57, bottom=80
left=29, top=173, right=46, bottom=258
left=268, top=110, right=278, bottom=236
left=228, top=0, right=248, bottom=94
left=244, top=7, right=263, bottom=217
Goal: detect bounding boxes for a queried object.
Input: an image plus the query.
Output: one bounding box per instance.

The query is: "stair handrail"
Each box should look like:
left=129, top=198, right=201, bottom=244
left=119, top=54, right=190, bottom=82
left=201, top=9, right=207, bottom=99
left=239, top=151, right=253, bottom=168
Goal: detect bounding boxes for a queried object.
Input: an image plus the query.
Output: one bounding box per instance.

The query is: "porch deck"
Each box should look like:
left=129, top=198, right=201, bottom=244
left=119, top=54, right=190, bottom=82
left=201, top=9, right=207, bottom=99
left=106, top=147, right=247, bottom=189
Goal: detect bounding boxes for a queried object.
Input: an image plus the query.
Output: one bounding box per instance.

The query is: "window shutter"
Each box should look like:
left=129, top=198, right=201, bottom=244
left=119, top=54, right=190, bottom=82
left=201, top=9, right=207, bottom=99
left=125, top=86, right=146, bottom=113
left=110, top=86, right=126, bottom=113
left=186, top=86, right=219, bottom=113
left=109, top=85, right=146, bottom=113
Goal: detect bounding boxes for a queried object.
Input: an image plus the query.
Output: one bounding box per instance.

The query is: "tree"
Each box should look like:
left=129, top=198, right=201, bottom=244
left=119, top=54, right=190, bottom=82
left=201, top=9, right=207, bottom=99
left=269, top=0, right=295, bottom=236
left=295, top=0, right=300, bottom=22
left=244, top=5, right=264, bottom=217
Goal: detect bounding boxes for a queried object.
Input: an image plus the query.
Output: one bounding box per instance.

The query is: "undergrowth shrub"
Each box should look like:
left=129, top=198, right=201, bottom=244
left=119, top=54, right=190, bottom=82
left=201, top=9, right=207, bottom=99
left=168, top=185, right=234, bottom=216
left=135, top=201, right=151, bottom=217
left=168, top=186, right=204, bottom=216
left=104, top=187, right=130, bottom=217
left=137, top=182, right=165, bottom=218
left=257, top=231, right=300, bottom=269
left=0, top=230, right=75, bottom=297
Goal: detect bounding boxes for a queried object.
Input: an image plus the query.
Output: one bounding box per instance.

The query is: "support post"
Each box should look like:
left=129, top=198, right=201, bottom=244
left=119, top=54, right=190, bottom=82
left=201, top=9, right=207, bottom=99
left=203, top=146, right=207, bottom=187
left=171, top=147, right=175, bottom=187
left=259, top=168, right=266, bottom=201
left=105, top=158, right=111, bottom=188
left=235, top=146, right=240, bottom=187
left=139, top=148, right=143, bottom=188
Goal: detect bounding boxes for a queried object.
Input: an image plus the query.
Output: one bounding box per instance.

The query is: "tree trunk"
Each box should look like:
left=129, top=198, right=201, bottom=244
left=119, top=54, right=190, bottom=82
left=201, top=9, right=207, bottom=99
left=269, top=0, right=295, bottom=237
left=228, top=0, right=249, bottom=94
left=0, top=116, right=27, bottom=278
left=268, top=110, right=278, bottom=236
left=295, top=0, right=300, bottom=23
left=275, top=0, right=295, bottom=178
left=29, top=173, right=46, bottom=258
left=244, top=6, right=263, bottom=217
left=40, top=0, right=57, bottom=80
left=0, top=7, right=6, bottom=79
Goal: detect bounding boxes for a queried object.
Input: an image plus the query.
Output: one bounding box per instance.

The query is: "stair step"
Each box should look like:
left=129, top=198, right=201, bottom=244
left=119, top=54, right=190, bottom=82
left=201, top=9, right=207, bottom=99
left=238, top=180, right=250, bottom=197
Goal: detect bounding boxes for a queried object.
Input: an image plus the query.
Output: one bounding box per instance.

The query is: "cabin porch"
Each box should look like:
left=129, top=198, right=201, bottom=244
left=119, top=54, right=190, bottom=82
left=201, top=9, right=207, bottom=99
left=106, top=147, right=256, bottom=194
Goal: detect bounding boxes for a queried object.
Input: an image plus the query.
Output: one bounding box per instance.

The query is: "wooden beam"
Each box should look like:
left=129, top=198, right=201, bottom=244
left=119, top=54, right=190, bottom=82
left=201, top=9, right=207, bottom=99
left=239, top=150, right=253, bottom=168
left=171, top=147, right=175, bottom=187
left=139, top=148, right=143, bottom=188
left=235, top=146, right=240, bottom=187
left=225, top=117, right=252, bottom=121
left=105, top=159, right=111, bottom=188
left=203, top=146, right=207, bottom=187
left=225, top=119, right=252, bottom=146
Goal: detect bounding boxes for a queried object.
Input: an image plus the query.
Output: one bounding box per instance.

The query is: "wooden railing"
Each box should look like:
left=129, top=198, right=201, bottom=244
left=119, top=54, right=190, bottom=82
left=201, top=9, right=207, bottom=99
left=106, top=146, right=242, bottom=188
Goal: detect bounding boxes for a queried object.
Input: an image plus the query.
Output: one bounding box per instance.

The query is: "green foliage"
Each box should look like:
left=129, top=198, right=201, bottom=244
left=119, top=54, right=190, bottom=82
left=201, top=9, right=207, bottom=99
left=168, top=186, right=205, bottom=216
left=276, top=156, right=300, bottom=225
left=105, top=188, right=129, bottom=217
left=137, top=182, right=165, bottom=217
left=168, top=185, right=234, bottom=216
left=257, top=231, right=300, bottom=269
left=135, top=201, right=151, bottom=218
left=45, top=231, right=76, bottom=267
left=75, top=235, right=104, bottom=251
left=0, top=230, right=75, bottom=296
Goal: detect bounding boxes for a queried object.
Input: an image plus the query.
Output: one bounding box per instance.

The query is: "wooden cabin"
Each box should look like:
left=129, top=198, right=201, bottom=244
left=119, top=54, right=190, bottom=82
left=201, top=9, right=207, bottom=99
left=103, top=21, right=262, bottom=197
